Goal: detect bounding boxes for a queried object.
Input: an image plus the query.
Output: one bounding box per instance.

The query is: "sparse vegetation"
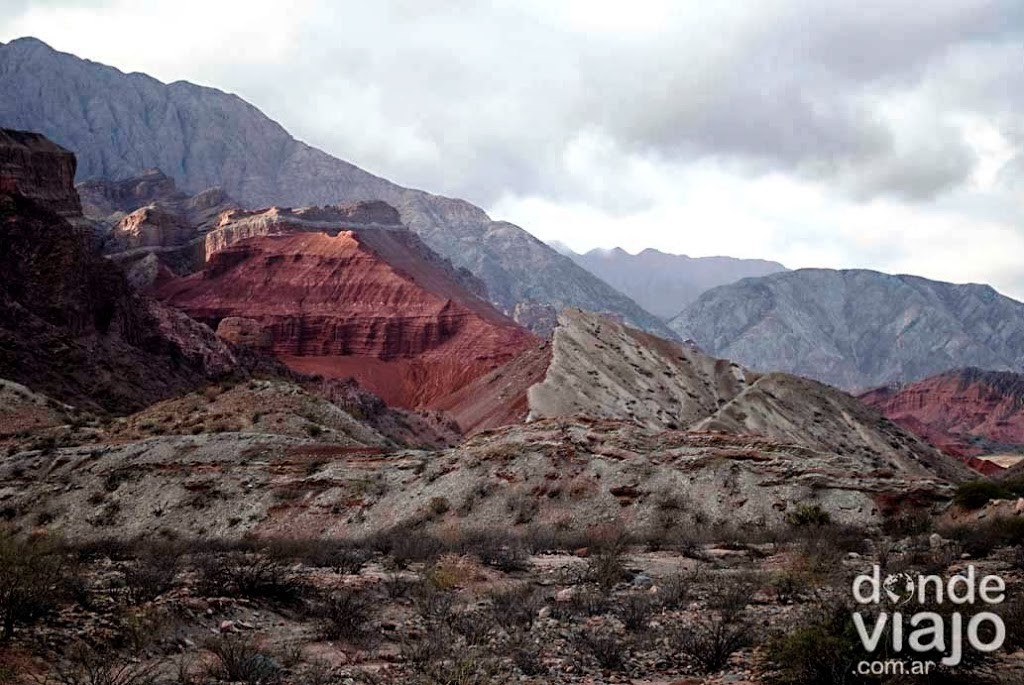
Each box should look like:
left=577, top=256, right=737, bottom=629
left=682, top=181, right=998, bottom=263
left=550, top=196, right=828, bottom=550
left=0, top=529, right=69, bottom=639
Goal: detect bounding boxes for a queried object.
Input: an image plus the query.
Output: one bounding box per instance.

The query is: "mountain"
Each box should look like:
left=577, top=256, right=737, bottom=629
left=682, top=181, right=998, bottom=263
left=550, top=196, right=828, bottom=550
left=563, top=246, right=787, bottom=319
left=0, top=129, right=234, bottom=412
left=0, top=36, right=675, bottom=339
left=156, top=206, right=538, bottom=410
left=860, top=368, right=1024, bottom=467
left=669, top=268, right=1024, bottom=391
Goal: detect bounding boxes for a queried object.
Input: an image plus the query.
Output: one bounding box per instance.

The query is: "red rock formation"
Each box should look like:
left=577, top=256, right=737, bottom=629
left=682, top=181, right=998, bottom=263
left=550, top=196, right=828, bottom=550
left=157, top=229, right=538, bottom=408
left=434, top=341, right=553, bottom=434
left=860, top=368, right=1024, bottom=469
left=0, top=129, right=81, bottom=217
left=216, top=317, right=273, bottom=351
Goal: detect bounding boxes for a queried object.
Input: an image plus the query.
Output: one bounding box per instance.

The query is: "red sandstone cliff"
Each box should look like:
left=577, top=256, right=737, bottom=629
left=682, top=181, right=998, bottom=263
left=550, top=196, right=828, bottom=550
left=157, top=229, right=538, bottom=409
left=860, top=368, right=1024, bottom=469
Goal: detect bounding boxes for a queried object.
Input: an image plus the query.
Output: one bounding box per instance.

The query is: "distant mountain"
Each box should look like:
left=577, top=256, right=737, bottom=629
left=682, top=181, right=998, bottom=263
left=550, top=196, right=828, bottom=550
left=669, top=268, right=1024, bottom=391
left=562, top=246, right=787, bottom=319
left=860, top=368, right=1024, bottom=464
left=0, top=36, right=674, bottom=338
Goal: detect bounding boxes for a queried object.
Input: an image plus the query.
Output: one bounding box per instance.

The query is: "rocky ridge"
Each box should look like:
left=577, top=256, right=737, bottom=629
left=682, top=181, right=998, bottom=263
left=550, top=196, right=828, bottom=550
left=527, top=309, right=971, bottom=484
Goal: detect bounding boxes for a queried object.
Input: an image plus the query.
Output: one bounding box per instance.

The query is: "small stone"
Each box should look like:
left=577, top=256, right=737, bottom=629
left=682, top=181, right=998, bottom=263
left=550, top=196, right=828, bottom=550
left=555, top=588, right=574, bottom=603
left=538, top=606, right=551, bottom=619
left=236, top=621, right=254, bottom=630
left=929, top=533, right=944, bottom=549
left=961, top=553, right=972, bottom=560
left=632, top=573, right=654, bottom=589
left=219, top=620, right=236, bottom=633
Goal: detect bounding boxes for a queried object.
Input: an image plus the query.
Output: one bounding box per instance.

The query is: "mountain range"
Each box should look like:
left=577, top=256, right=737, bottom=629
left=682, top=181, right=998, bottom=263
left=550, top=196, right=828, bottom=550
left=670, top=268, right=1024, bottom=391
left=0, top=36, right=675, bottom=339
left=555, top=244, right=787, bottom=319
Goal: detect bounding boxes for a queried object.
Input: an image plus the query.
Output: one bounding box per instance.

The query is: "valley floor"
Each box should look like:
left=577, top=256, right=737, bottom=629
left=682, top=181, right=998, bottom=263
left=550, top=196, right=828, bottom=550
left=4, top=519, right=1024, bottom=685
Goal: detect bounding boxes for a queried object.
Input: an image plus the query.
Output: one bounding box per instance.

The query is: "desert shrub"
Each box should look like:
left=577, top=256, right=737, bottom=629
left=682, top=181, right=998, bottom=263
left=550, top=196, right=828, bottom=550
left=506, top=492, right=539, bottom=524
left=425, top=554, right=484, bottom=591
left=955, top=480, right=1009, bottom=509
left=123, top=545, right=182, bottom=604
left=766, top=593, right=996, bottom=685
left=656, top=571, right=693, bottom=610
left=315, top=587, right=376, bottom=643
left=615, top=592, right=659, bottom=632
left=411, top=580, right=455, bottom=624
left=50, top=643, right=162, bottom=685
left=0, top=530, right=70, bottom=639
left=665, top=610, right=753, bottom=674
left=427, top=496, right=450, bottom=517
left=1001, top=594, right=1024, bottom=653
left=458, top=529, right=530, bottom=572
left=205, top=635, right=282, bottom=685
left=786, top=503, right=831, bottom=527
left=765, top=615, right=858, bottom=684
left=505, top=629, right=546, bottom=676
left=382, top=571, right=415, bottom=599
left=400, top=627, right=452, bottom=673
left=402, top=630, right=507, bottom=684
left=770, top=569, right=811, bottom=604
left=196, top=552, right=305, bottom=604
left=944, top=517, right=1024, bottom=558
left=282, top=539, right=371, bottom=575
left=585, top=545, right=630, bottom=593
left=881, top=509, right=935, bottom=537
left=450, top=609, right=495, bottom=646
left=570, top=625, right=630, bottom=672
left=369, top=525, right=445, bottom=569
left=706, top=571, right=760, bottom=616
left=488, top=583, right=543, bottom=630
left=551, top=586, right=610, bottom=621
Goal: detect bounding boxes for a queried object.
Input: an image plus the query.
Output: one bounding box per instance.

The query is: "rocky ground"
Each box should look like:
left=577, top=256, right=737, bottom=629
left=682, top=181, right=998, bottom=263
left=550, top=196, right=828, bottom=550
left=3, top=517, right=1024, bottom=685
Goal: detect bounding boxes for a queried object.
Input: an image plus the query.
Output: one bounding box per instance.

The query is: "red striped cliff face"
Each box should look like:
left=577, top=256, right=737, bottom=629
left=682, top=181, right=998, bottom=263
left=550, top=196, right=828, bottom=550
left=860, top=368, right=1024, bottom=471
left=157, top=228, right=538, bottom=410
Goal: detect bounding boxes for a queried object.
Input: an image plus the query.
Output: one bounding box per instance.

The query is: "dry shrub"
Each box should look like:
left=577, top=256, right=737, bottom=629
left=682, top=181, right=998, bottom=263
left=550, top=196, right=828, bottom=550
left=426, top=554, right=484, bottom=590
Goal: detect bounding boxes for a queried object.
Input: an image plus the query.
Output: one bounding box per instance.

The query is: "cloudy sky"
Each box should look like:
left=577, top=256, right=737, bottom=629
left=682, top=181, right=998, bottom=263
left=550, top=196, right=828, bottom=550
left=3, top=0, right=1024, bottom=296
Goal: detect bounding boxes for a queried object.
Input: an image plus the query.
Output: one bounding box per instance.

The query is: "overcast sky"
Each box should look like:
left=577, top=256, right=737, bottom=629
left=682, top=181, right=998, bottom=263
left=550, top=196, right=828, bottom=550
left=3, top=1, right=1024, bottom=297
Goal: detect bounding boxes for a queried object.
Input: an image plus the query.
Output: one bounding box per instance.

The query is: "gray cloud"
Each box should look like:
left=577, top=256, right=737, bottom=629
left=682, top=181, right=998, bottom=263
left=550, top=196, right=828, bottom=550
left=3, top=0, right=1023, bottom=209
